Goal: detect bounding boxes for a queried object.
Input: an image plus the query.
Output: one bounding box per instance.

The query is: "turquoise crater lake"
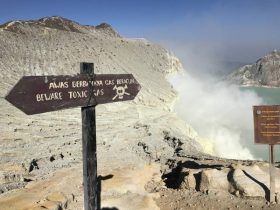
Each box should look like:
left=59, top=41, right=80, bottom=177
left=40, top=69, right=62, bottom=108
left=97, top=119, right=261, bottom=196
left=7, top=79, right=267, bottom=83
left=240, top=86, right=280, bottom=105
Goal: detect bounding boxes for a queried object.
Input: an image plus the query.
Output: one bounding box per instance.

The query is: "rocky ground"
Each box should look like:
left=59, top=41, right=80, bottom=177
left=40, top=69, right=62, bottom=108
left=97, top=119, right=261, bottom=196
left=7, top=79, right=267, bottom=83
left=2, top=149, right=280, bottom=209
left=156, top=188, right=279, bottom=210
left=156, top=156, right=280, bottom=210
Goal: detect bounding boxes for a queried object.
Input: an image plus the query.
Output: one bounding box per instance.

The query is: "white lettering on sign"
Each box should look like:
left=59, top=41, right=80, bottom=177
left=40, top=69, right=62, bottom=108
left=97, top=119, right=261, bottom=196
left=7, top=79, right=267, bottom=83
left=71, top=80, right=103, bottom=88
left=116, top=79, right=135, bottom=85
left=93, top=80, right=103, bottom=86
left=105, top=80, right=114, bottom=86
left=34, top=78, right=134, bottom=103
left=68, top=91, right=88, bottom=99
left=67, top=89, right=104, bottom=99
left=72, top=81, right=89, bottom=88
left=36, top=92, right=62, bottom=102
left=93, top=89, right=104, bottom=96
left=49, top=81, right=69, bottom=89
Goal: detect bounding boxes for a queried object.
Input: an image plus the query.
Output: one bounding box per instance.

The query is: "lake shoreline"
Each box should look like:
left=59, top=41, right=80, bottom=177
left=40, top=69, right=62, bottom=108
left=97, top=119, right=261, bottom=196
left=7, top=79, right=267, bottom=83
left=240, top=84, right=280, bottom=89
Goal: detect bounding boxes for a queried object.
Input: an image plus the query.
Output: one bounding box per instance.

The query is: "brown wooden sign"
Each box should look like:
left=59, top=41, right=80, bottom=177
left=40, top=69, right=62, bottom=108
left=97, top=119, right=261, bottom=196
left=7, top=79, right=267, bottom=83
left=5, top=74, right=141, bottom=115
left=253, top=105, right=280, bottom=144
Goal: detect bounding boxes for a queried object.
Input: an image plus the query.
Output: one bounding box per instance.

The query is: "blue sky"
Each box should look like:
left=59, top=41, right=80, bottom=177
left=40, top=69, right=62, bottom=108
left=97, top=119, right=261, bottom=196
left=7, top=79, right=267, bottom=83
left=1, top=0, right=280, bottom=72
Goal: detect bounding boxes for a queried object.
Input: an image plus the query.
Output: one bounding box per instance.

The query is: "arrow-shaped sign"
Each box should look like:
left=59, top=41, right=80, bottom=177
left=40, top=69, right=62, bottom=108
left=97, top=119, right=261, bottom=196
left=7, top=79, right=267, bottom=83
left=5, top=74, right=141, bottom=115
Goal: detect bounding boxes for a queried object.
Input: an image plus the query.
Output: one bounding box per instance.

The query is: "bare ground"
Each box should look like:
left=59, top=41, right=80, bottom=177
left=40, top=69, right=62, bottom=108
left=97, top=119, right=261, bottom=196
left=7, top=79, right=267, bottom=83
left=156, top=188, right=280, bottom=210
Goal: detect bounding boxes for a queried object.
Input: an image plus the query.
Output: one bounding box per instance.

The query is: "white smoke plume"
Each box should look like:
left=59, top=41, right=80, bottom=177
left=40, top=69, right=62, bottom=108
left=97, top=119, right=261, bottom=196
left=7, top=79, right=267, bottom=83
left=169, top=72, right=264, bottom=160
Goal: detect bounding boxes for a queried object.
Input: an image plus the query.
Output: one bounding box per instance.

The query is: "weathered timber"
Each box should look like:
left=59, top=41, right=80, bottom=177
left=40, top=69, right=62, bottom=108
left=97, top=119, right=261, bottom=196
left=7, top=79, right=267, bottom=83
left=269, top=144, right=276, bottom=202
left=81, top=63, right=98, bottom=210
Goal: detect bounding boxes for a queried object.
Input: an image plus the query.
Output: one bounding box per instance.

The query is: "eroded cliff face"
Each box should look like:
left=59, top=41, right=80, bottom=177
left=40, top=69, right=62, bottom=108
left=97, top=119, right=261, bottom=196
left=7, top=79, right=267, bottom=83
left=227, top=50, right=280, bottom=87
left=0, top=17, right=203, bottom=209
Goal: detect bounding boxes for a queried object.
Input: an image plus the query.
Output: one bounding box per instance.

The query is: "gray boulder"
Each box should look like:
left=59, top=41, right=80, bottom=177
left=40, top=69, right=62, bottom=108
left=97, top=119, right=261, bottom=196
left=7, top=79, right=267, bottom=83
left=199, top=168, right=230, bottom=193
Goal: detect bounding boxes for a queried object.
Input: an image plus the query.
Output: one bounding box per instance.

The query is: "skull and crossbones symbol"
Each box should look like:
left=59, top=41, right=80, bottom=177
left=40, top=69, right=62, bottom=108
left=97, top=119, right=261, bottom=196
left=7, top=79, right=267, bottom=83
left=112, top=85, right=130, bottom=100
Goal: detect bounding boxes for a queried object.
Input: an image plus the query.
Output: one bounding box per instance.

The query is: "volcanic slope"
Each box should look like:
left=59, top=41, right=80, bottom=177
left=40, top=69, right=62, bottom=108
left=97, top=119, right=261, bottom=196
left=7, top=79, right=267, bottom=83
left=0, top=16, right=202, bottom=210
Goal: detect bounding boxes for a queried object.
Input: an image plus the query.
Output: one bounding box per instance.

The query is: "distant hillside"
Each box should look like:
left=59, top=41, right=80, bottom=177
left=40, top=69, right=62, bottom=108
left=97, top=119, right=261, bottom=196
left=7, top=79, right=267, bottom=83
left=227, top=50, right=280, bottom=87
left=0, top=16, right=119, bottom=36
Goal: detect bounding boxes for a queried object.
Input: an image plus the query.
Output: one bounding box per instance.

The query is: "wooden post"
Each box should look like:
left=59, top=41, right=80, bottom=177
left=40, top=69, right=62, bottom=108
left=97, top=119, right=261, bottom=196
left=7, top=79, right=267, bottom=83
left=81, top=63, right=98, bottom=210
left=269, top=144, right=275, bottom=203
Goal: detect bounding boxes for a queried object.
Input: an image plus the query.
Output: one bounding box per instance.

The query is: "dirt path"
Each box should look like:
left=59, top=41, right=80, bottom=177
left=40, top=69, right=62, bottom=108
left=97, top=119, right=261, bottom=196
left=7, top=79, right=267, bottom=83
left=156, top=188, right=280, bottom=210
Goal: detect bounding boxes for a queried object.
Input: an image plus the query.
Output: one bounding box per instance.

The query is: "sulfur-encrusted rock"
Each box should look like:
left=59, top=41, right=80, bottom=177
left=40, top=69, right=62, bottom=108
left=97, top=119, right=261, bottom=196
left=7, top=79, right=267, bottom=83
left=179, top=169, right=201, bottom=190
left=199, top=168, right=230, bottom=193
left=232, top=168, right=265, bottom=198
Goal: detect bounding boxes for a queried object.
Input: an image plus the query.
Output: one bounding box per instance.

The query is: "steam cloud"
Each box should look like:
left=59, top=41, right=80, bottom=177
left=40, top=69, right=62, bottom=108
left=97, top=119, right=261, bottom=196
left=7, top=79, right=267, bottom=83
left=169, top=68, right=264, bottom=160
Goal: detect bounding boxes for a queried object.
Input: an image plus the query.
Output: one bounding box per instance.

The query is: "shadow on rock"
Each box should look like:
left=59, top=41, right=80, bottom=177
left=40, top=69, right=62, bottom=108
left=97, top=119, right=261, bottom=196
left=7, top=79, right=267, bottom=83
left=162, top=160, right=224, bottom=189
left=243, top=170, right=270, bottom=201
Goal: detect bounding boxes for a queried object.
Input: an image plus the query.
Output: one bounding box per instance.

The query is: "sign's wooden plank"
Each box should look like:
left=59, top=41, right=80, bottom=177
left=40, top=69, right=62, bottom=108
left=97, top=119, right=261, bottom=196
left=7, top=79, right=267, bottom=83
left=5, top=74, right=141, bottom=115
left=253, top=105, right=280, bottom=144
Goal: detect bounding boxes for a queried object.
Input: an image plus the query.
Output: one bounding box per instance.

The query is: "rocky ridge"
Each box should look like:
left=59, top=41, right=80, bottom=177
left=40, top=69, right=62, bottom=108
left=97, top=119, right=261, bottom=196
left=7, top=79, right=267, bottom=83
left=0, top=16, right=119, bottom=37
left=227, top=50, right=280, bottom=87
